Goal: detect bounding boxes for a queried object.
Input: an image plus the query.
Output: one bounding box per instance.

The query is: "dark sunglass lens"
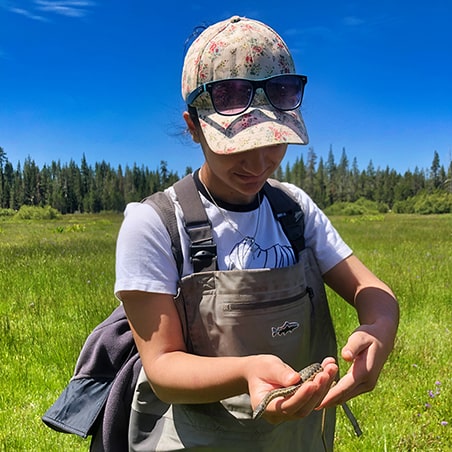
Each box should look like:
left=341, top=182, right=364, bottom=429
left=266, top=76, right=303, bottom=110
left=211, top=80, right=253, bottom=114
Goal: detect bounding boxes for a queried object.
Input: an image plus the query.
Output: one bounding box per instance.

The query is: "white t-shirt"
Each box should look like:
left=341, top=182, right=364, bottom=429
left=114, top=178, right=352, bottom=299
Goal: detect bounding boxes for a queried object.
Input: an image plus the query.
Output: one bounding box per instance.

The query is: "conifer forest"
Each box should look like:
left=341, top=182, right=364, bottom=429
left=1, top=146, right=451, bottom=215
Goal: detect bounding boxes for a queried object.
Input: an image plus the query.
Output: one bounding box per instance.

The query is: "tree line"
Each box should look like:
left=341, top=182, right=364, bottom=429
left=1, top=146, right=451, bottom=215
left=276, top=147, right=452, bottom=213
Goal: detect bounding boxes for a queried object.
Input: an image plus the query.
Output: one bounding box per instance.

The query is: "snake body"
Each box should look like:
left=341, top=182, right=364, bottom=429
left=252, top=362, right=323, bottom=420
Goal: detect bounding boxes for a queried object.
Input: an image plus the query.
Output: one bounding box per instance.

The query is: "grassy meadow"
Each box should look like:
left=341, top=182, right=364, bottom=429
left=0, top=212, right=450, bottom=451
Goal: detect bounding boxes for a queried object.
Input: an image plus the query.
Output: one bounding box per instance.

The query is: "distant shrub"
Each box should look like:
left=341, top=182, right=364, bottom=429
left=324, top=198, right=384, bottom=216
left=392, top=198, right=416, bottom=214
left=393, top=192, right=452, bottom=214
left=323, top=202, right=352, bottom=216
left=414, top=192, right=452, bottom=214
left=342, top=204, right=365, bottom=215
left=0, top=208, right=15, bottom=218
left=377, top=202, right=390, bottom=214
left=14, top=205, right=60, bottom=220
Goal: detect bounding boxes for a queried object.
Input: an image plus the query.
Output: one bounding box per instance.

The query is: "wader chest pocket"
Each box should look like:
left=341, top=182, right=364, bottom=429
left=222, top=287, right=313, bottom=315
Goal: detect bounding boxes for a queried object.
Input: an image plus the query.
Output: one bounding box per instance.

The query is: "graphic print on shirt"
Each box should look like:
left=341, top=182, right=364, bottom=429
left=225, top=237, right=296, bottom=270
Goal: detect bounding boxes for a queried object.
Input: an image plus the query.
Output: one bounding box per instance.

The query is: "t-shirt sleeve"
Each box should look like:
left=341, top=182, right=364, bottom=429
left=114, top=202, right=180, bottom=300
left=283, top=183, right=353, bottom=274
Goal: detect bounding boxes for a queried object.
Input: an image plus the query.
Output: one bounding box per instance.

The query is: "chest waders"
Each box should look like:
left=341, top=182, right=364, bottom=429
left=129, top=176, right=338, bottom=452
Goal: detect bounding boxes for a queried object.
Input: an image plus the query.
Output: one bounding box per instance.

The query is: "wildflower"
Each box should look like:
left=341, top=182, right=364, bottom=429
left=441, top=421, right=448, bottom=426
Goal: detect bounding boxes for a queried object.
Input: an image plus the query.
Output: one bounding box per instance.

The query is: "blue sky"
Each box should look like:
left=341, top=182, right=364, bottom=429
left=1, top=0, right=451, bottom=176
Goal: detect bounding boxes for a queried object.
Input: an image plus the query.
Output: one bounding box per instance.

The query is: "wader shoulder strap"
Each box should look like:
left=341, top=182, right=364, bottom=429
left=142, top=191, right=183, bottom=276
left=143, top=177, right=217, bottom=275
left=173, top=175, right=217, bottom=273
left=263, top=179, right=306, bottom=256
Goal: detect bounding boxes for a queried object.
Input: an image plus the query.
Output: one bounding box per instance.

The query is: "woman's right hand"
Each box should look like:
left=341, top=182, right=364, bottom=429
left=246, top=356, right=338, bottom=424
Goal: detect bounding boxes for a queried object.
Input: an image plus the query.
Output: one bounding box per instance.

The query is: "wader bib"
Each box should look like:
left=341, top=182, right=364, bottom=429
left=129, top=177, right=338, bottom=451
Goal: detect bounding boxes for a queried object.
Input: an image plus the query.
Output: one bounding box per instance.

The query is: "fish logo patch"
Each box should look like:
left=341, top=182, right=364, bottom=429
left=271, top=321, right=300, bottom=337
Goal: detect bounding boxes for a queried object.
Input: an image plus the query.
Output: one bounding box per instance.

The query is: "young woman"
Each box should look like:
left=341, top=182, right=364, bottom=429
left=115, top=16, right=399, bottom=451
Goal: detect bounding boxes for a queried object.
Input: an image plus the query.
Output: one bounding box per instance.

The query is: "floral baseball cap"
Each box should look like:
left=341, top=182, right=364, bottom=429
left=181, top=16, right=309, bottom=154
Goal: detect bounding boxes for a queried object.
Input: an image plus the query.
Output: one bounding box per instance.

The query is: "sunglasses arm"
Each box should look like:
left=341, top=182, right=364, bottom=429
left=186, top=85, right=206, bottom=106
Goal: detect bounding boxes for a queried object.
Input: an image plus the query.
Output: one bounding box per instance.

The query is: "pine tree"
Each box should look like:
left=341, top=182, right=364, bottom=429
left=350, top=157, right=360, bottom=201
left=430, top=150, right=441, bottom=190
left=315, top=158, right=327, bottom=208
left=0, top=147, right=6, bottom=208
left=3, top=161, right=13, bottom=209
left=304, top=147, right=317, bottom=198
left=326, top=146, right=337, bottom=205
left=337, top=147, right=350, bottom=202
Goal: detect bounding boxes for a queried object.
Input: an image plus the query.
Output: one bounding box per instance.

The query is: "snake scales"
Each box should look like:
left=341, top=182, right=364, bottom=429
left=252, top=362, right=323, bottom=420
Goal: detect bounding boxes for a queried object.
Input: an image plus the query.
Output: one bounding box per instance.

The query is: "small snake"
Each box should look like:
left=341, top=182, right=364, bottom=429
left=252, top=362, right=323, bottom=420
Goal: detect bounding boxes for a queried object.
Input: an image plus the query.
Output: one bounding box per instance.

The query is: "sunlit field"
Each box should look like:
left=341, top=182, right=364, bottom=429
left=0, top=213, right=450, bottom=451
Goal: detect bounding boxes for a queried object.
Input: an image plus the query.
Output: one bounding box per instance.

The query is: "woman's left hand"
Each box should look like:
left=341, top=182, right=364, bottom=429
left=320, top=255, right=399, bottom=409
left=317, top=319, right=396, bottom=409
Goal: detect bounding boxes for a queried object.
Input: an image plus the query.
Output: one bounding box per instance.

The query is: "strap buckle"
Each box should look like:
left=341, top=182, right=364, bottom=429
left=190, top=242, right=217, bottom=272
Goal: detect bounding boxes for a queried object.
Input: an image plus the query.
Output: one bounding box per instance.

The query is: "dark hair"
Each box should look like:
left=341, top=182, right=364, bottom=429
left=187, top=105, right=201, bottom=128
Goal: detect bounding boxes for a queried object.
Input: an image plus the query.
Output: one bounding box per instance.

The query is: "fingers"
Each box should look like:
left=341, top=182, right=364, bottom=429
left=290, top=362, right=338, bottom=417
left=261, top=359, right=338, bottom=423
left=317, top=332, right=385, bottom=409
left=341, top=328, right=375, bottom=362
left=317, top=370, right=362, bottom=409
left=247, top=355, right=307, bottom=414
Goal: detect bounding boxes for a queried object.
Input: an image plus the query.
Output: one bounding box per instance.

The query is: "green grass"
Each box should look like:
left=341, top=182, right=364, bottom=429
left=327, top=214, right=451, bottom=451
left=0, top=213, right=121, bottom=451
left=0, top=213, right=451, bottom=451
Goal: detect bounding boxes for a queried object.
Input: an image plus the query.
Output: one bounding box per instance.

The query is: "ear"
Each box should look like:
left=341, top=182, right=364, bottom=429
left=183, top=111, right=200, bottom=143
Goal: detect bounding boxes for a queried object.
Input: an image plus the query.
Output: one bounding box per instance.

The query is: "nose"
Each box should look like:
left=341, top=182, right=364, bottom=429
left=240, top=147, right=274, bottom=175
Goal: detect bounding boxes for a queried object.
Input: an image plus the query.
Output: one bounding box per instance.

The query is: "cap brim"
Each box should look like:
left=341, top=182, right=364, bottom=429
left=196, top=105, right=309, bottom=154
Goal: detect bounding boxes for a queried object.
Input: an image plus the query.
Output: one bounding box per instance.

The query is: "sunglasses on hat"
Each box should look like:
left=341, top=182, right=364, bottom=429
left=186, top=74, right=307, bottom=116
